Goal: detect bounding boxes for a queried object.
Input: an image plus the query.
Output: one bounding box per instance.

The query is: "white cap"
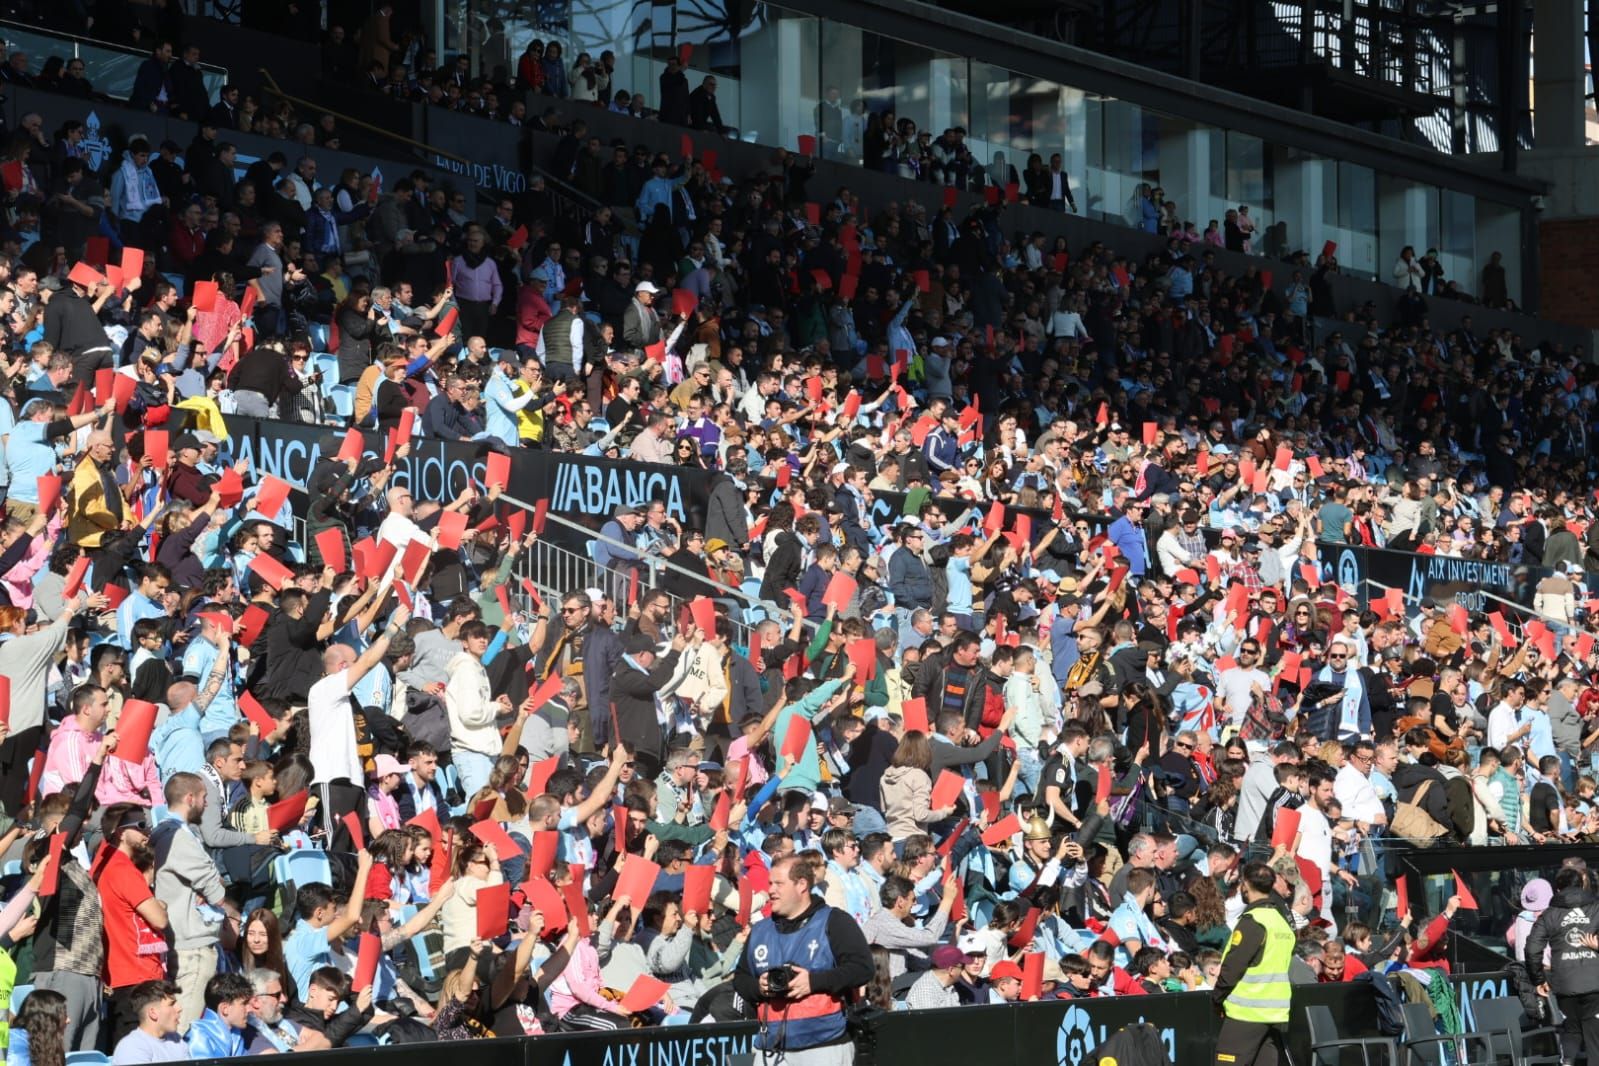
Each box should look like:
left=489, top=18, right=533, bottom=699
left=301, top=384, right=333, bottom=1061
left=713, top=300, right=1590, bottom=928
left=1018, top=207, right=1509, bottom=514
left=831, top=461, right=852, bottom=475
left=635, top=280, right=661, bottom=295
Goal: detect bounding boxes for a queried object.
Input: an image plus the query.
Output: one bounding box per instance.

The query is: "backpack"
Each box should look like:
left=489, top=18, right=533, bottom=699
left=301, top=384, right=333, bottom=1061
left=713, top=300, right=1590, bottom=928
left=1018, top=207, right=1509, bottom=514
left=1354, top=970, right=1407, bottom=1036
left=1094, top=1022, right=1173, bottom=1066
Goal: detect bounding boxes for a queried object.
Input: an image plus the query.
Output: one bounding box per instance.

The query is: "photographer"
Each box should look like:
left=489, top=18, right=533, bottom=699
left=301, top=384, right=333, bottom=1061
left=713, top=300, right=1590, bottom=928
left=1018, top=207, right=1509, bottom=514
left=733, top=854, right=873, bottom=1066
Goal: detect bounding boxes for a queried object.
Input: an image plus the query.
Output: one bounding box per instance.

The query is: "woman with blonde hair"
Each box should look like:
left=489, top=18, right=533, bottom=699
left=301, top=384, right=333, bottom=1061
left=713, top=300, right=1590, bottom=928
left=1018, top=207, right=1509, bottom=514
left=879, top=732, right=954, bottom=840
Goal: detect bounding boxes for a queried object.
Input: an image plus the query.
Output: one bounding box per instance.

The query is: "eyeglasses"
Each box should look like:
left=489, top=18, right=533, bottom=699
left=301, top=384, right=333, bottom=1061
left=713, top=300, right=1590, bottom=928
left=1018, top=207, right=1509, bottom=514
left=561, top=606, right=587, bottom=615
left=1328, top=654, right=1348, bottom=661
left=1173, top=742, right=1193, bottom=752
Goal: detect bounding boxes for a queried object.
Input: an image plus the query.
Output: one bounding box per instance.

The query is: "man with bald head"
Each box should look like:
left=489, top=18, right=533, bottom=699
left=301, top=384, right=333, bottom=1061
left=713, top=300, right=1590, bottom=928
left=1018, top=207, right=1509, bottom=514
left=307, top=603, right=409, bottom=848
left=67, top=426, right=126, bottom=548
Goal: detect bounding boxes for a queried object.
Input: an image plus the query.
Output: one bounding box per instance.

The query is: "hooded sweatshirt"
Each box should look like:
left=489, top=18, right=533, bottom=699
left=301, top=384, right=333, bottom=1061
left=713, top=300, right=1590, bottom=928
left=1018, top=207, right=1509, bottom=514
left=1525, top=885, right=1599, bottom=995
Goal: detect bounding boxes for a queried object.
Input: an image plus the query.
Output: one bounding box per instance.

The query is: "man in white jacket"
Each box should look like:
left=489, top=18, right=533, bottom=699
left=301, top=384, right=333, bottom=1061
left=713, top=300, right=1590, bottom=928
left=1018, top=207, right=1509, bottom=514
left=446, top=620, right=510, bottom=797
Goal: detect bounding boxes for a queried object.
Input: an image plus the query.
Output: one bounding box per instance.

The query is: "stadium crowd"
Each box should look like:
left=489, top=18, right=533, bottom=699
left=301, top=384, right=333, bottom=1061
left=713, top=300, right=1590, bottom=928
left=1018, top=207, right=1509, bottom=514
left=0, top=5, right=1591, bottom=1066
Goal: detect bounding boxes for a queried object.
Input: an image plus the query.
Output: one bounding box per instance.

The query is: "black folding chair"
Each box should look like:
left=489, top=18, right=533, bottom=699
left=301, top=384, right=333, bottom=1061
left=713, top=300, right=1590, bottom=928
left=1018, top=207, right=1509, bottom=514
left=1306, top=1003, right=1400, bottom=1066
left=1468, top=996, right=1562, bottom=1066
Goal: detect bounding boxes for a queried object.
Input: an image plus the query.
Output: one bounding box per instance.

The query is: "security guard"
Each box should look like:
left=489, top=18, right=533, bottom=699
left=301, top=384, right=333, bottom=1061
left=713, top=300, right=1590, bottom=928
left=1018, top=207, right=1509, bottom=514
left=1212, top=861, right=1295, bottom=1066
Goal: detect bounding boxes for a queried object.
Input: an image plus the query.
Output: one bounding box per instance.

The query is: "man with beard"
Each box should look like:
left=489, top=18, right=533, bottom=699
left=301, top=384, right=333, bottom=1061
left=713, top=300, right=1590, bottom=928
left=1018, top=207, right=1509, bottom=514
left=532, top=589, right=622, bottom=754
left=151, top=772, right=234, bottom=1032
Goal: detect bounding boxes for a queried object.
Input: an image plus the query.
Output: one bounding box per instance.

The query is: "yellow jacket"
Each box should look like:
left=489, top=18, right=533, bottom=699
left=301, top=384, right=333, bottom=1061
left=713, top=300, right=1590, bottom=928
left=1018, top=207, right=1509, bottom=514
left=68, top=456, right=123, bottom=548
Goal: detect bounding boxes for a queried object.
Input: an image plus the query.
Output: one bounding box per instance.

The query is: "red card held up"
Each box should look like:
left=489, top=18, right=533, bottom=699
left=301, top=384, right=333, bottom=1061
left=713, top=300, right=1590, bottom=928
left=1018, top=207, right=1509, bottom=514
left=1020, top=952, right=1044, bottom=1001
left=821, top=572, right=856, bottom=612
left=981, top=813, right=1022, bottom=846
left=1453, top=871, right=1478, bottom=909
left=1396, top=874, right=1410, bottom=920
left=267, top=790, right=310, bottom=832
left=342, top=810, right=365, bottom=850
left=115, top=700, right=159, bottom=763
left=238, top=605, right=270, bottom=647
left=476, top=881, right=511, bottom=939
left=529, top=831, right=560, bottom=878
left=561, top=869, right=592, bottom=936
left=688, top=596, right=716, bottom=638
left=845, top=637, right=877, bottom=681
left=435, top=510, right=468, bottom=550
left=0, top=676, right=9, bottom=729
left=1006, top=905, right=1041, bottom=949
left=470, top=818, right=526, bottom=857
left=779, top=718, right=812, bottom=763
left=38, top=831, right=66, bottom=896
left=615, top=854, right=661, bottom=906
left=709, top=790, right=732, bottom=831
left=239, top=690, right=276, bottom=738
left=352, top=933, right=381, bottom=992
left=248, top=552, right=294, bottom=591
left=485, top=451, right=511, bottom=492
left=36, top=474, right=61, bottom=515
left=336, top=428, right=364, bottom=463
left=1094, top=764, right=1112, bottom=804
left=314, top=528, right=346, bottom=573
left=255, top=475, right=292, bottom=517
left=682, top=863, right=715, bottom=915
left=523, top=875, right=568, bottom=932
left=930, top=770, right=964, bottom=811
left=1270, top=806, right=1301, bottom=849
left=620, top=974, right=671, bottom=1014
left=901, top=696, right=930, bottom=734
left=190, top=280, right=219, bottom=312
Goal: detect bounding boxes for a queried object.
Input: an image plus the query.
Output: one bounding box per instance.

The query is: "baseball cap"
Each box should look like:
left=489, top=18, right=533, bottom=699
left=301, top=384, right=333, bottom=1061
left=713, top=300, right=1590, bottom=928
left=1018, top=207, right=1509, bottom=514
left=635, top=280, right=661, bottom=295
left=705, top=538, right=730, bottom=554
left=827, top=796, right=854, bottom=816
left=930, top=945, right=966, bottom=968
left=989, top=961, right=1024, bottom=982
left=372, top=753, right=406, bottom=778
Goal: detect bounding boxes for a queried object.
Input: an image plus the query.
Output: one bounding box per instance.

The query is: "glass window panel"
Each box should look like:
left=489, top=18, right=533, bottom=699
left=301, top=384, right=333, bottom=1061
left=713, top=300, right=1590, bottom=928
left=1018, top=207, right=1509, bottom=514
left=1338, top=162, right=1378, bottom=278
left=1438, top=189, right=1475, bottom=293
left=1377, top=175, right=1440, bottom=287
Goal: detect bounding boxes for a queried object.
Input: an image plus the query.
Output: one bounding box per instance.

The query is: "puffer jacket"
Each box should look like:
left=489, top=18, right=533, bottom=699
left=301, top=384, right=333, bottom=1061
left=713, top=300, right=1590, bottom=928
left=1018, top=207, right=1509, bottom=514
left=1525, top=885, right=1599, bottom=994
left=878, top=764, right=933, bottom=841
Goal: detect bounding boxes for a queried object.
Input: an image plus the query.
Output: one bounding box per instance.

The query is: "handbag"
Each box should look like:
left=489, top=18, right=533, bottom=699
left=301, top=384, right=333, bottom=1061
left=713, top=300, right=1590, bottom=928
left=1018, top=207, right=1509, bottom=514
left=1390, top=778, right=1449, bottom=842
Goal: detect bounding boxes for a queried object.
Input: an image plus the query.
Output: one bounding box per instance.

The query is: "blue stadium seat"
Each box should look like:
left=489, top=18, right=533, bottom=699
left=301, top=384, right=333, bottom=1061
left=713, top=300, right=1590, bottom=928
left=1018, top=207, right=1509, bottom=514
left=272, top=849, right=332, bottom=891
left=66, top=1052, right=111, bottom=1065
left=311, top=352, right=339, bottom=382
left=327, top=384, right=355, bottom=420
left=10, top=983, right=32, bottom=1013
left=307, top=323, right=329, bottom=349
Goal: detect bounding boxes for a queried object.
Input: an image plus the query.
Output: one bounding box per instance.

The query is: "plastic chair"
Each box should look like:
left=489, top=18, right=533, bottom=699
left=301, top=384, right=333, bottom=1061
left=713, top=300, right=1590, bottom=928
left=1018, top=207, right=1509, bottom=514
left=307, top=323, right=329, bottom=350
left=1401, top=1001, right=1493, bottom=1066
left=1306, top=1003, right=1397, bottom=1066
left=327, top=384, right=355, bottom=420
left=312, top=352, right=339, bottom=382
left=271, top=849, right=333, bottom=892
left=1468, top=996, right=1562, bottom=1066
left=2, top=860, right=19, bottom=877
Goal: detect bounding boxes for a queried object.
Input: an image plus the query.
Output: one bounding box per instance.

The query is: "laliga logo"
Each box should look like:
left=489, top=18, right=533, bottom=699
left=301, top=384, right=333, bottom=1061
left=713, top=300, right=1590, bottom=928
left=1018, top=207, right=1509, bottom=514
left=1056, top=1005, right=1096, bottom=1066
left=753, top=944, right=770, bottom=965
left=1056, top=1006, right=1175, bottom=1066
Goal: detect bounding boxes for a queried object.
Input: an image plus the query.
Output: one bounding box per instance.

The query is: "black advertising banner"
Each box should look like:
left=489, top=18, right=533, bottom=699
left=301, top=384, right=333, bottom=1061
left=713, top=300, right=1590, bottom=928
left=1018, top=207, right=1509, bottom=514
left=222, top=415, right=713, bottom=546
left=1317, top=539, right=1544, bottom=613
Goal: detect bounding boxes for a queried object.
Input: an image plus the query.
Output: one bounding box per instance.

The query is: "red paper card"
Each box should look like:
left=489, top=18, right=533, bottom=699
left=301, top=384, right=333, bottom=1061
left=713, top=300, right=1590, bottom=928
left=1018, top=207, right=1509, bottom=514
left=737, top=875, right=753, bottom=927
left=1306, top=455, right=1324, bottom=480
left=688, top=596, right=716, bottom=638
left=190, top=280, right=219, bottom=312
left=930, top=770, right=964, bottom=811
left=267, top=790, right=309, bottom=832
left=682, top=864, right=715, bottom=916
left=342, top=810, right=364, bottom=850
left=111, top=373, right=137, bottom=415
left=523, top=874, right=568, bottom=932
left=913, top=269, right=931, bottom=293
left=779, top=718, right=812, bottom=763
left=1094, top=764, right=1112, bottom=803
left=620, top=974, right=671, bottom=1014
left=0, top=677, right=9, bottom=729
left=238, top=605, right=270, bottom=647
left=485, top=452, right=511, bottom=492
left=352, top=932, right=381, bottom=992
left=336, top=428, right=364, bottom=463
left=1396, top=874, right=1410, bottom=920
left=1273, top=446, right=1292, bottom=471
left=470, top=818, right=526, bottom=857
left=796, top=134, right=816, bottom=157
left=1271, top=806, right=1301, bottom=848
left=615, top=855, right=661, bottom=906
left=984, top=500, right=1005, bottom=535
left=709, top=790, right=732, bottom=831
left=981, top=813, right=1022, bottom=846
left=255, top=475, right=292, bottom=517
left=901, top=696, right=929, bottom=734
left=36, top=474, right=60, bottom=515
left=1142, top=422, right=1158, bottom=446
left=406, top=807, right=442, bottom=845
left=115, top=700, right=159, bottom=763
left=248, top=553, right=294, bottom=590
left=529, top=831, right=559, bottom=878
left=1020, top=952, right=1044, bottom=1001
left=476, top=881, right=511, bottom=939
left=526, top=675, right=565, bottom=715
left=1007, top=905, right=1040, bottom=949
left=435, top=510, right=467, bottom=550
left=315, top=528, right=346, bottom=572
left=38, top=831, right=65, bottom=896
left=845, top=637, right=877, bottom=682
left=613, top=803, right=628, bottom=856
left=821, top=572, right=857, bottom=612
left=434, top=307, right=459, bottom=338
left=561, top=867, right=592, bottom=936
left=238, top=691, right=275, bottom=738
left=1453, top=871, right=1478, bottom=909
left=532, top=499, right=549, bottom=535
left=399, top=540, right=430, bottom=583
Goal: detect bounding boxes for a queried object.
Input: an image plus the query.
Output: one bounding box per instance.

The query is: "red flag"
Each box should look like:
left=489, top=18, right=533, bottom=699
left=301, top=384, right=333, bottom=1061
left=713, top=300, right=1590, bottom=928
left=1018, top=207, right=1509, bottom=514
left=36, top=474, right=61, bottom=515
left=1020, top=952, right=1044, bottom=1001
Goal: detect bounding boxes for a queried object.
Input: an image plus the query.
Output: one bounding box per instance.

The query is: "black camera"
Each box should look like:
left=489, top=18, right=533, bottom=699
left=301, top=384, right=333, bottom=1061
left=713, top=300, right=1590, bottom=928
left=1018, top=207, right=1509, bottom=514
left=766, top=964, right=796, bottom=995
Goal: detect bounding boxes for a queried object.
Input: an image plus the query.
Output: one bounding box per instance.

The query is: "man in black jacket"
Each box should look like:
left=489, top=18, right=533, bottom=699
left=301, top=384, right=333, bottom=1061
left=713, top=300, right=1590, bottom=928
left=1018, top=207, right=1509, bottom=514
left=1526, top=865, right=1599, bottom=1063
left=286, top=967, right=373, bottom=1048
left=689, top=76, right=727, bottom=134
left=913, top=631, right=996, bottom=732
left=612, top=628, right=688, bottom=778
